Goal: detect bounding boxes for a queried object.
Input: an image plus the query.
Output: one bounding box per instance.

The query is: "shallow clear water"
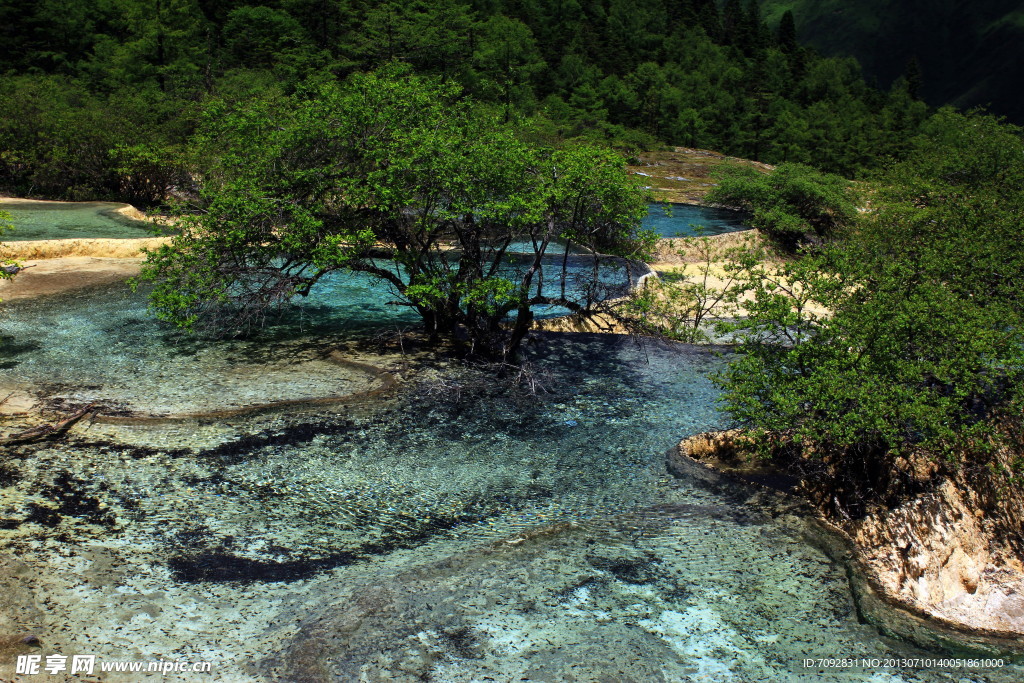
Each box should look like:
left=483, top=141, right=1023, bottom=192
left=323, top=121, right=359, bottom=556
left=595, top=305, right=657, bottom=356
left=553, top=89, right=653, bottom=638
left=0, top=252, right=632, bottom=415
left=0, top=200, right=156, bottom=240
left=0, top=198, right=744, bottom=242
left=1, top=287, right=1019, bottom=681
left=1, top=198, right=745, bottom=241
left=644, top=202, right=750, bottom=238
left=0, top=281, right=412, bottom=415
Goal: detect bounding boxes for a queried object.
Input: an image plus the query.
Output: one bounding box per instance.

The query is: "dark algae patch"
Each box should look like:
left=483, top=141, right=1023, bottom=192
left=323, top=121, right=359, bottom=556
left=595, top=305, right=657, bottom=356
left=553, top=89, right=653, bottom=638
left=26, top=471, right=117, bottom=529
left=195, top=419, right=358, bottom=465
left=168, top=551, right=360, bottom=583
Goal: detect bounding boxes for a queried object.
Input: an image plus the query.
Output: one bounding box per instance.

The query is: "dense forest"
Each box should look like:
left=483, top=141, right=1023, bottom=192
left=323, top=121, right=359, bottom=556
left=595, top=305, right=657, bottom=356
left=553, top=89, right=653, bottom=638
left=0, top=0, right=934, bottom=203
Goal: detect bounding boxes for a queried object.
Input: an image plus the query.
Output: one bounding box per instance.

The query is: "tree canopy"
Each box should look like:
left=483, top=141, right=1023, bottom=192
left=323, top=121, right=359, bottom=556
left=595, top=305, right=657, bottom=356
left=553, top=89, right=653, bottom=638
left=134, top=67, right=653, bottom=360
left=705, top=162, right=859, bottom=252
left=715, top=110, right=1024, bottom=465
left=0, top=0, right=937, bottom=203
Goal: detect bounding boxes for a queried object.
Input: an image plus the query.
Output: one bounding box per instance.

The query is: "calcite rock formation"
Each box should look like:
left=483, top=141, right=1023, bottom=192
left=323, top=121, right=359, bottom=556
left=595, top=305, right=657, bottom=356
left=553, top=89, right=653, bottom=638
left=851, top=479, right=1024, bottom=634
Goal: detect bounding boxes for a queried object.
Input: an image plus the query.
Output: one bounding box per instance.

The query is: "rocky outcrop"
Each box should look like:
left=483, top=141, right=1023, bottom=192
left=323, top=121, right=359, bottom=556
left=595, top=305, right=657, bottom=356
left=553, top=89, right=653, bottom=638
left=667, top=429, right=802, bottom=495
left=628, top=147, right=773, bottom=204
left=850, top=479, right=1024, bottom=634
left=670, top=430, right=1024, bottom=657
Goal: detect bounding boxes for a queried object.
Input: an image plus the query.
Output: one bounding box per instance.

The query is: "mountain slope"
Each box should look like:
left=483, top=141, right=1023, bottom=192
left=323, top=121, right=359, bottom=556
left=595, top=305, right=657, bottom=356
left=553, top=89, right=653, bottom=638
left=757, top=0, right=1024, bottom=123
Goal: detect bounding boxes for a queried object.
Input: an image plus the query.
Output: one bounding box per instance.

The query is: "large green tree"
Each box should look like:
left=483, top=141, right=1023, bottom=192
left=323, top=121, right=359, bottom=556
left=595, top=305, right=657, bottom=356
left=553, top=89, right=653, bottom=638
left=135, top=67, right=653, bottom=360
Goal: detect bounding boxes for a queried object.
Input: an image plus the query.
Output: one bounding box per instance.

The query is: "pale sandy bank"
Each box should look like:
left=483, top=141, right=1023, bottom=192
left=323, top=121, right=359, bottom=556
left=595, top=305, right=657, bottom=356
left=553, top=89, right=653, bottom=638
left=0, top=256, right=143, bottom=301
left=0, top=236, right=170, bottom=260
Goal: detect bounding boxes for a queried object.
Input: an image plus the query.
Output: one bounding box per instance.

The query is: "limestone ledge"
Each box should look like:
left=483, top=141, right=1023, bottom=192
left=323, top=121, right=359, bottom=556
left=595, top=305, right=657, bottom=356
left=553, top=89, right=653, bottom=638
left=669, top=430, right=1024, bottom=659
left=0, top=236, right=170, bottom=260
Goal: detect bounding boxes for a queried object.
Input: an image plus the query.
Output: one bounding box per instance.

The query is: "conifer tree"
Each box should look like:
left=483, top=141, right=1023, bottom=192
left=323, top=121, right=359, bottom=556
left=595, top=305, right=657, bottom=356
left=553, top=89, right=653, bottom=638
left=777, top=9, right=796, bottom=53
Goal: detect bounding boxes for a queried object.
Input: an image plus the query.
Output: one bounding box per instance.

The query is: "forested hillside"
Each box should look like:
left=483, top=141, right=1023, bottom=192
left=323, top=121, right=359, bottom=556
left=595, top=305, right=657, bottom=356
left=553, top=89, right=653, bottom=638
left=0, top=0, right=930, bottom=203
left=756, top=0, right=1024, bottom=123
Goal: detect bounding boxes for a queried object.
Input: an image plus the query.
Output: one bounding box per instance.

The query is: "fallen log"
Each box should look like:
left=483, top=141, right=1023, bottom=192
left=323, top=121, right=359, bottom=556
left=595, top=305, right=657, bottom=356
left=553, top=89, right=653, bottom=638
left=1, top=263, right=33, bottom=276
left=0, top=404, right=95, bottom=446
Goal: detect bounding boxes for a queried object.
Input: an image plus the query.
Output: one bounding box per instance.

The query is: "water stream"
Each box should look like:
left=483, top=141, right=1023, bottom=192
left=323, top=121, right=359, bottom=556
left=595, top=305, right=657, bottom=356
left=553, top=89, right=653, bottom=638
left=0, top=205, right=1017, bottom=681
left=0, top=199, right=748, bottom=242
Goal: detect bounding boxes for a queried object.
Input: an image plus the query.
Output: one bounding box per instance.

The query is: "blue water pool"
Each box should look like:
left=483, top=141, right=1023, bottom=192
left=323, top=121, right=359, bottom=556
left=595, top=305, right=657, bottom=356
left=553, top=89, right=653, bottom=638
left=643, top=202, right=749, bottom=238
left=0, top=199, right=157, bottom=240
